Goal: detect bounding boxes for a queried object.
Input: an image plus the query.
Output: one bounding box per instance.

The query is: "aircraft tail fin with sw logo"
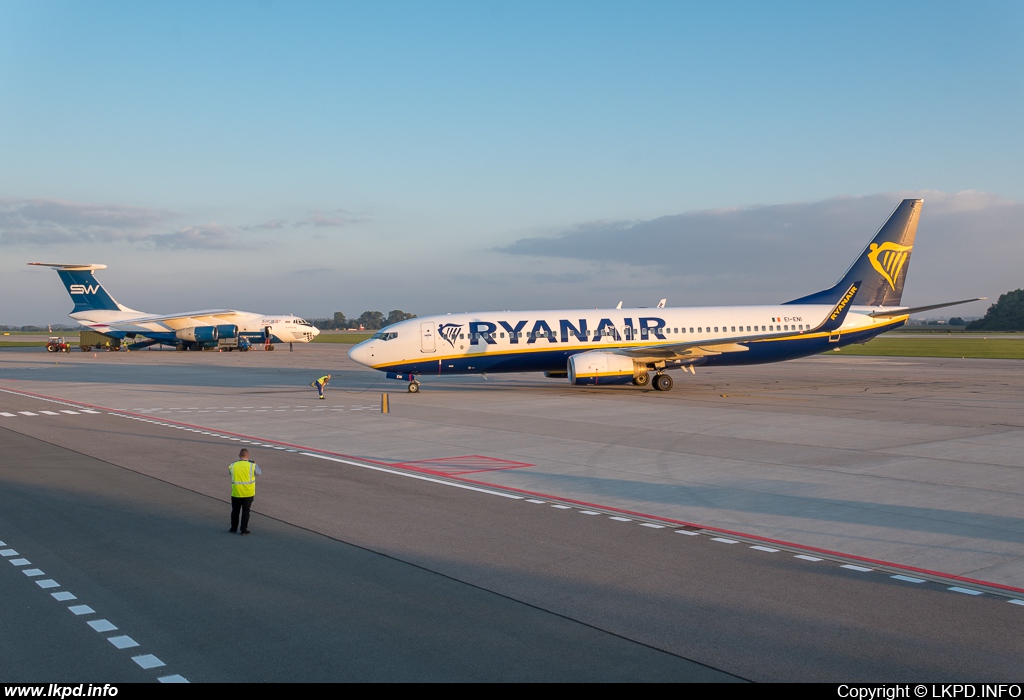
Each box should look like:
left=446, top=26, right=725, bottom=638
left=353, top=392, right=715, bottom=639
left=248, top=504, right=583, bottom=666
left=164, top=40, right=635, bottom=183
left=27, top=263, right=134, bottom=314
left=785, top=198, right=922, bottom=307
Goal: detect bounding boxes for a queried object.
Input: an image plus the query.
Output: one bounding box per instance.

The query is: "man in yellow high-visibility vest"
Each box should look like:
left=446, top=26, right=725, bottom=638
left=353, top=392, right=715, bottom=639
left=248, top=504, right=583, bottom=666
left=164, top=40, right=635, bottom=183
left=228, top=448, right=262, bottom=535
left=310, top=374, right=331, bottom=400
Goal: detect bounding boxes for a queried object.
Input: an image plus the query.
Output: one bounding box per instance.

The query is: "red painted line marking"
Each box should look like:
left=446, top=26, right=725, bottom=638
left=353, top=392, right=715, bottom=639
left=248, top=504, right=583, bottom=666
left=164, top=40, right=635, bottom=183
left=4, top=383, right=1024, bottom=596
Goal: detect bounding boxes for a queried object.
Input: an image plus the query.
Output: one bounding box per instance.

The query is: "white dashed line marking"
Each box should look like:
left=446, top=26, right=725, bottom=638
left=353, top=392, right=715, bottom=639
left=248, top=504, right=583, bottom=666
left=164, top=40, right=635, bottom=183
left=640, top=523, right=665, bottom=529
left=711, top=538, right=738, bottom=544
left=892, top=575, right=926, bottom=584
left=841, top=565, right=873, bottom=572
left=158, top=675, right=189, bottom=683
left=795, top=555, right=823, bottom=562
left=69, top=605, right=95, bottom=616
left=52, top=592, right=76, bottom=601
left=0, top=412, right=15, bottom=417
left=579, top=511, right=600, bottom=515
left=18, top=411, right=38, bottom=416
left=80, top=409, right=100, bottom=414
left=39, top=410, right=59, bottom=415
left=948, top=587, right=983, bottom=596
left=751, top=546, right=779, bottom=553
left=132, top=654, right=166, bottom=670
left=108, top=635, right=140, bottom=649
left=526, top=499, right=545, bottom=504
left=675, top=530, right=700, bottom=536
left=551, top=505, right=571, bottom=510
left=59, top=410, right=79, bottom=414
left=609, top=517, right=632, bottom=522
left=10, top=558, right=30, bottom=566
left=1009, top=600, right=1024, bottom=606
left=36, top=579, right=60, bottom=589
left=23, top=568, right=44, bottom=577
left=87, top=619, right=118, bottom=633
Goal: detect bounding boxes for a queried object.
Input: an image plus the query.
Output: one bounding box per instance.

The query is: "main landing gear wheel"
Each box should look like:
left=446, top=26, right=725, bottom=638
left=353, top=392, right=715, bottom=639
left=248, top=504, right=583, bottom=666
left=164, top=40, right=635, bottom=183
left=632, top=372, right=650, bottom=387
left=408, top=381, right=420, bottom=394
left=653, top=373, right=674, bottom=392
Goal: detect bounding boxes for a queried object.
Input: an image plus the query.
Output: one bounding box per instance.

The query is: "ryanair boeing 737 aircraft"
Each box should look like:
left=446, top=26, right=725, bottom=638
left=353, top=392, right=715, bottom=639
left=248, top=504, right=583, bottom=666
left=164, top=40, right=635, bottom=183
left=30, top=263, right=320, bottom=350
left=348, top=199, right=980, bottom=392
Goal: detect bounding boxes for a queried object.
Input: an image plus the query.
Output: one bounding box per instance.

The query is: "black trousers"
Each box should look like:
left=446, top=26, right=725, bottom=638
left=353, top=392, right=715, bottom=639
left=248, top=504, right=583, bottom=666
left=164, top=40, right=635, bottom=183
left=230, top=496, right=254, bottom=532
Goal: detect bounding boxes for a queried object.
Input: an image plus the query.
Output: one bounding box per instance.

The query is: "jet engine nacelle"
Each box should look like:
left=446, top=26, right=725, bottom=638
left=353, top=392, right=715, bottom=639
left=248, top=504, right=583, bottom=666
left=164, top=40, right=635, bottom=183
left=215, top=324, right=238, bottom=339
left=567, top=351, right=638, bottom=386
left=175, top=326, right=219, bottom=343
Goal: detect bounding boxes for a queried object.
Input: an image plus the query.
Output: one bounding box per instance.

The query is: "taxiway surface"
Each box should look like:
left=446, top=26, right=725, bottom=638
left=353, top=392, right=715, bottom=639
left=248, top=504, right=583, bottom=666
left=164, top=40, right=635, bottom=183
left=1, top=347, right=1022, bottom=681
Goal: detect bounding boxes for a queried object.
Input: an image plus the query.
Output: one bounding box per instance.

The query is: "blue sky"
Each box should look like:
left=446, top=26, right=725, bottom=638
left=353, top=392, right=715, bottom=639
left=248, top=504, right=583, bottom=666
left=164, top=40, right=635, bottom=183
left=2, top=1, right=1021, bottom=323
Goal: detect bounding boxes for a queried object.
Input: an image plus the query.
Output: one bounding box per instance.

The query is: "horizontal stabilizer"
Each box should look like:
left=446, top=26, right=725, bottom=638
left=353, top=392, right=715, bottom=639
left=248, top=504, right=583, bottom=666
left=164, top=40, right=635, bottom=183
left=28, top=262, right=108, bottom=271
left=866, top=298, right=987, bottom=318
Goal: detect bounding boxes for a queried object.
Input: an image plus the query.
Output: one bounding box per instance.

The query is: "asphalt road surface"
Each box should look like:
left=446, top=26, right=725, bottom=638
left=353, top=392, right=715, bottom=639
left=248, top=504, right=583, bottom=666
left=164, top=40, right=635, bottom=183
left=1, top=390, right=1022, bottom=682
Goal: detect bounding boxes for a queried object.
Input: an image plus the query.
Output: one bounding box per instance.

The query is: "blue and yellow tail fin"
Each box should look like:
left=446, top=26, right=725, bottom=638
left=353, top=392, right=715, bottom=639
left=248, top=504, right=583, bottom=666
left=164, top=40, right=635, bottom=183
left=786, top=199, right=922, bottom=307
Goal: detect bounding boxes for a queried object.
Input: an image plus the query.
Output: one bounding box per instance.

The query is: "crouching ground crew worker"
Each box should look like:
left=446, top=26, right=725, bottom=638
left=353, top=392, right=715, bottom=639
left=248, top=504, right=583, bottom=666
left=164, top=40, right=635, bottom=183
left=311, top=374, right=331, bottom=400
left=228, top=448, right=262, bottom=535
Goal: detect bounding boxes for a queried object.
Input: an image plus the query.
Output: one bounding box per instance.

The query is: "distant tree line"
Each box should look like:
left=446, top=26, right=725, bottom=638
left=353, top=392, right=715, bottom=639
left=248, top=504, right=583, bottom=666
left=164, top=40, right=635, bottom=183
left=966, top=289, right=1024, bottom=331
left=308, top=310, right=417, bottom=331
left=0, top=324, right=80, bottom=332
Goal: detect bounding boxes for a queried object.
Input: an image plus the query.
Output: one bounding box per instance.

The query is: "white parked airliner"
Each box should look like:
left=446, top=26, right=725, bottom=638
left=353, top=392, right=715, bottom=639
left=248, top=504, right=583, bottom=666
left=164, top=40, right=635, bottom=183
left=30, top=263, right=320, bottom=350
left=348, top=199, right=980, bottom=392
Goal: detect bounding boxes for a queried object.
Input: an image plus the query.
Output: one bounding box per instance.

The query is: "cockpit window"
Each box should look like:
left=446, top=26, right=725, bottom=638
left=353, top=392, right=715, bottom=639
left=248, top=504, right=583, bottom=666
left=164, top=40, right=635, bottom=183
left=371, top=331, right=398, bottom=341
left=294, top=318, right=309, bottom=326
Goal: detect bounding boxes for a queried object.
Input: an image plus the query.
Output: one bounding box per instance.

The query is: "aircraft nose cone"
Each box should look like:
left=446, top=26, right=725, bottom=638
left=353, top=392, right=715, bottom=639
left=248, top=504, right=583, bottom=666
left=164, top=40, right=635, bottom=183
left=348, top=341, right=372, bottom=366
left=310, top=326, right=320, bottom=338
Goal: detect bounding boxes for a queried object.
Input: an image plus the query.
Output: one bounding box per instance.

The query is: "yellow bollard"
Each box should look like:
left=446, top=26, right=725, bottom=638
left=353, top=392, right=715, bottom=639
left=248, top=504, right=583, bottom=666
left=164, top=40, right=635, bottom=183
left=381, top=393, right=389, bottom=414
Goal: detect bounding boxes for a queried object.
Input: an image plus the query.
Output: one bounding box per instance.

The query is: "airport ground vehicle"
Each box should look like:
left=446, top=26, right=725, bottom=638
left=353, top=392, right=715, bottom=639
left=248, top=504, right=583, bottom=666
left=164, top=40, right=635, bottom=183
left=45, top=336, right=70, bottom=353
left=79, top=330, right=121, bottom=352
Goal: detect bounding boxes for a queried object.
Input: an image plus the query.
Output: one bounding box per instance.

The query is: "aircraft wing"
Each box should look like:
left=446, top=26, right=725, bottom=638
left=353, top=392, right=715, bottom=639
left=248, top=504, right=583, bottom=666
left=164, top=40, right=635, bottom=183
left=614, top=281, right=862, bottom=364
left=112, top=310, right=247, bottom=330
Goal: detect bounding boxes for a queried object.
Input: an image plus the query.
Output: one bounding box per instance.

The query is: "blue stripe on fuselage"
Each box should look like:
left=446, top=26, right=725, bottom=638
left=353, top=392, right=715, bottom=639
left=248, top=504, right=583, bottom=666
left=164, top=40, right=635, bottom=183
left=373, top=320, right=904, bottom=376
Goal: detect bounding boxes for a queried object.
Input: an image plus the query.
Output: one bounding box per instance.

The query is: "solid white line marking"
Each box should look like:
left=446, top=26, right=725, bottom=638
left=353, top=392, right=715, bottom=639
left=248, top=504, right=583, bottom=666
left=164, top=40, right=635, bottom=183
left=579, top=511, right=600, bottom=515
left=609, top=516, right=632, bottom=522
left=36, top=579, right=59, bottom=589
left=841, top=565, right=873, bottom=572
left=52, top=592, right=76, bottom=601
left=551, top=505, right=571, bottom=509
left=526, top=499, right=545, bottom=504
left=158, top=675, right=189, bottom=683
left=18, top=411, right=37, bottom=416
left=69, top=605, right=95, bottom=616
left=1009, top=599, right=1024, bottom=606
left=751, top=546, right=779, bottom=553
left=892, top=575, right=926, bottom=584
left=948, top=586, right=983, bottom=596
left=795, top=555, right=823, bottom=562
left=640, top=523, right=665, bottom=529
left=132, top=654, right=166, bottom=669
left=10, top=558, right=30, bottom=566
left=22, top=568, right=44, bottom=577
left=108, top=635, right=140, bottom=649
left=302, top=453, right=523, bottom=500
left=88, top=619, right=118, bottom=633
left=711, top=537, right=738, bottom=544
left=675, top=530, right=700, bottom=536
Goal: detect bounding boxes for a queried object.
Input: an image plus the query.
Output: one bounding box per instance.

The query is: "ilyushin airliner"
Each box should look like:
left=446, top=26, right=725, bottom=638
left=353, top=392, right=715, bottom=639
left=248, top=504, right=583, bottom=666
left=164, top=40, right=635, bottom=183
left=30, top=263, right=320, bottom=350
left=350, top=199, right=979, bottom=392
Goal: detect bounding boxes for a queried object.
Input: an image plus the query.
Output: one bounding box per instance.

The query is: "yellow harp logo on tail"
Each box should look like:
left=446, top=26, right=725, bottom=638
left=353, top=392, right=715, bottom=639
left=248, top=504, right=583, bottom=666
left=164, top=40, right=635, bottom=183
left=868, top=242, right=913, bottom=290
